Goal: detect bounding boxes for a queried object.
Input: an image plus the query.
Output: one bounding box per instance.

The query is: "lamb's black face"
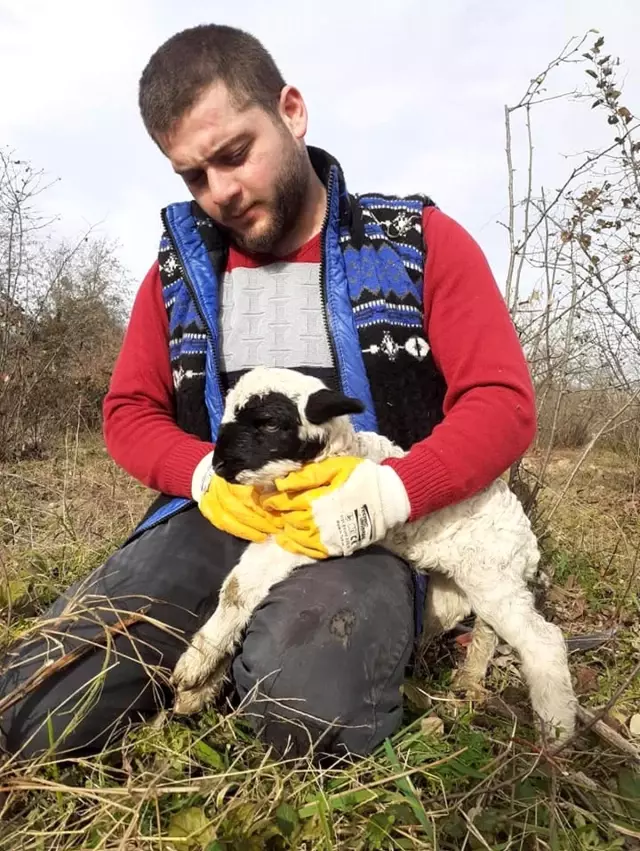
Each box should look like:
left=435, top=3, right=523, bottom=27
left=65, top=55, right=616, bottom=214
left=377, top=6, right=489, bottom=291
left=213, top=392, right=325, bottom=484
left=213, top=387, right=365, bottom=485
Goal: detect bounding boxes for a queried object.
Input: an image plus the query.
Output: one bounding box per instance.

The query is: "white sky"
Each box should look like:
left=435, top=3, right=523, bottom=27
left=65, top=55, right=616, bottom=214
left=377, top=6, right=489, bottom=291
left=1, top=0, right=639, bottom=304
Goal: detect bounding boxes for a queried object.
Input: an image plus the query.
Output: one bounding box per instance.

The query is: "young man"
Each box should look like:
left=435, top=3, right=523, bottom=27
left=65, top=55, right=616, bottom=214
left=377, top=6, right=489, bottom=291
left=0, top=24, right=536, bottom=761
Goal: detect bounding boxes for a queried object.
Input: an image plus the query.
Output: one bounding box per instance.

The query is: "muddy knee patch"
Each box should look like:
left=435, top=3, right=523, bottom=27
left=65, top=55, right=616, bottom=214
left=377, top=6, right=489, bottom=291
left=221, top=576, right=241, bottom=607
left=330, top=609, right=356, bottom=648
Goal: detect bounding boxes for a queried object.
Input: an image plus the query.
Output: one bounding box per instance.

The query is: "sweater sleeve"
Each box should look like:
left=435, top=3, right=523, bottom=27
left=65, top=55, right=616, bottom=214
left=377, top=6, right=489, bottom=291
left=102, top=261, right=214, bottom=497
left=383, top=207, right=537, bottom=520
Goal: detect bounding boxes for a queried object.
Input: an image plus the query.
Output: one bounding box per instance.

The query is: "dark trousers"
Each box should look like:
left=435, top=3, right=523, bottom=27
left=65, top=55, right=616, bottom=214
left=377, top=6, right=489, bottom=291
left=0, top=507, right=415, bottom=761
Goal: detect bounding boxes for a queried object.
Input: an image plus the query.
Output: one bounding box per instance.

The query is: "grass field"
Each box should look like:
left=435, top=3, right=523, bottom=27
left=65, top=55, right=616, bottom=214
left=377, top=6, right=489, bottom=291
left=0, top=436, right=639, bottom=850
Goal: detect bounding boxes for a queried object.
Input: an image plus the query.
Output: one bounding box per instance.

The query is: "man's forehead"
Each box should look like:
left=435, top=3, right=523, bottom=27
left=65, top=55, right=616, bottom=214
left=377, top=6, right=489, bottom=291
left=163, top=84, right=257, bottom=166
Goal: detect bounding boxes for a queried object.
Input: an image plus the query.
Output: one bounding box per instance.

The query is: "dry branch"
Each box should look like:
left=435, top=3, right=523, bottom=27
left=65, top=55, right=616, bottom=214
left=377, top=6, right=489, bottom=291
left=576, top=704, right=640, bottom=763
left=0, top=606, right=150, bottom=717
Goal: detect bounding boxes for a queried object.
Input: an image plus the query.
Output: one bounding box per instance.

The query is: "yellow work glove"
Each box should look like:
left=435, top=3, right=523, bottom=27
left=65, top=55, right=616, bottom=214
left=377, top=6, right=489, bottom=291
left=191, top=452, right=283, bottom=542
left=260, top=456, right=411, bottom=559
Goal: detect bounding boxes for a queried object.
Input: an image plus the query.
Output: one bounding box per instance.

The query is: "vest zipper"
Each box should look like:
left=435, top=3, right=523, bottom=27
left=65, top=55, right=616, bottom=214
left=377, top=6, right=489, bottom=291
left=319, top=169, right=342, bottom=392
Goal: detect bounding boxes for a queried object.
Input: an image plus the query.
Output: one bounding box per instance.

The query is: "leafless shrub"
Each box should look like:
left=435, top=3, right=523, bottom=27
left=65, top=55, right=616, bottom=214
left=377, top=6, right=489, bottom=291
left=502, top=33, right=640, bottom=516
left=0, top=149, right=131, bottom=459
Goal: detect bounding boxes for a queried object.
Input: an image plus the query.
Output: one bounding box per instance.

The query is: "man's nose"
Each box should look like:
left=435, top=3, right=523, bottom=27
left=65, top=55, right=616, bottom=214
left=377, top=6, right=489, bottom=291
left=206, top=167, right=241, bottom=209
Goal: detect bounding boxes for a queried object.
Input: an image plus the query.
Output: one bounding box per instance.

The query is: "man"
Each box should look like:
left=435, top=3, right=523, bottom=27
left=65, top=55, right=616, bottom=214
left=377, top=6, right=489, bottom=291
left=0, top=24, right=536, bottom=761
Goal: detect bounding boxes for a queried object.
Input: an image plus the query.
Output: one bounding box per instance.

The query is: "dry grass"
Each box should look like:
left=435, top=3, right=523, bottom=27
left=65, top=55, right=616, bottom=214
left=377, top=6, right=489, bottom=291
left=0, top=434, right=150, bottom=637
left=535, top=387, right=640, bottom=455
left=0, top=435, right=639, bottom=850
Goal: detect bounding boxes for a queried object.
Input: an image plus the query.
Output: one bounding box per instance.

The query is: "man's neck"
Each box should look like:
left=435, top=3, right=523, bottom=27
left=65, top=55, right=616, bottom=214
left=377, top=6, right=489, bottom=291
left=271, top=169, right=327, bottom=258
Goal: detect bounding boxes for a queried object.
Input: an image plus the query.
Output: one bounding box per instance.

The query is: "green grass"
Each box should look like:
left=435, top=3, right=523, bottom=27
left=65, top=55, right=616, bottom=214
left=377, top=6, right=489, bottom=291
left=2, top=703, right=639, bottom=850
left=1, top=438, right=639, bottom=850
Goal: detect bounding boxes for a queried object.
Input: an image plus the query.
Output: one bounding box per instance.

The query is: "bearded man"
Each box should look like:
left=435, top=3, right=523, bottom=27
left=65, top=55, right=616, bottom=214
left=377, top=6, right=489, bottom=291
left=0, top=24, right=536, bottom=761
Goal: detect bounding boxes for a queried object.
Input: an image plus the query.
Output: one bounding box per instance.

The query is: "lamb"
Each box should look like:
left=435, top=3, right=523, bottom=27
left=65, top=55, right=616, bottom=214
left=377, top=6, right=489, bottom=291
left=171, top=366, right=577, bottom=743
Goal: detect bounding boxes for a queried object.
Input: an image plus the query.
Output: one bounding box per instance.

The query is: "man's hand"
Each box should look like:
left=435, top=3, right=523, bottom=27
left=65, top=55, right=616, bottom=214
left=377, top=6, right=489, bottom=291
left=260, top=457, right=411, bottom=559
left=192, top=453, right=283, bottom=542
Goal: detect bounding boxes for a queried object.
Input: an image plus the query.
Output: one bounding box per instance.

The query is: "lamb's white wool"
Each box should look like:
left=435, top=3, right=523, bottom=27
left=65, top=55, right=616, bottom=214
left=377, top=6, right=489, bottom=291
left=220, top=366, right=327, bottom=425
left=236, top=458, right=302, bottom=487
left=172, top=368, right=578, bottom=744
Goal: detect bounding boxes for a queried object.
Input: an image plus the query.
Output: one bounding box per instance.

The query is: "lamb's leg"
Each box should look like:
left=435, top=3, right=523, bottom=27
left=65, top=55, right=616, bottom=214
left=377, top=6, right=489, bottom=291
left=451, top=617, right=498, bottom=699
left=422, top=573, right=472, bottom=637
left=418, top=575, right=496, bottom=698
left=172, top=540, right=313, bottom=708
left=414, top=573, right=471, bottom=676
left=462, top=580, right=577, bottom=742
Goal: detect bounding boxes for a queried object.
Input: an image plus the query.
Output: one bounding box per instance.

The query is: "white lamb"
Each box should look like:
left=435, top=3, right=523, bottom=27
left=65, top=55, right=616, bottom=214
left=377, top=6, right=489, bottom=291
left=171, top=367, right=577, bottom=743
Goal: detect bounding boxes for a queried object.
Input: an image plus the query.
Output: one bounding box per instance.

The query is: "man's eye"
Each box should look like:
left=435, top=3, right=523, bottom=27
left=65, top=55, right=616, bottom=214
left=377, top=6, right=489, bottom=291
left=223, top=146, right=248, bottom=167
left=184, top=171, right=205, bottom=186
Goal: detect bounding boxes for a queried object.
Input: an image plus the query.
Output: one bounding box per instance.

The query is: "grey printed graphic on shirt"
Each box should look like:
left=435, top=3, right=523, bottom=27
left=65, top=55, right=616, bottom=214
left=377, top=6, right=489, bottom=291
left=219, top=262, right=333, bottom=372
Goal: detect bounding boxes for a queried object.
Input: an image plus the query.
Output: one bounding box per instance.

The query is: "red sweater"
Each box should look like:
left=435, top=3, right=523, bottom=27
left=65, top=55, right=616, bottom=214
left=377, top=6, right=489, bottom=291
left=103, top=208, right=536, bottom=520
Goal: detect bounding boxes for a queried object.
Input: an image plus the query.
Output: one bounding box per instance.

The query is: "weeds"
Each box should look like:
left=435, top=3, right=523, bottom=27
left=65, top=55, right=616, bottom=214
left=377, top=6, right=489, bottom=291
left=1, top=439, right=639, bottom=850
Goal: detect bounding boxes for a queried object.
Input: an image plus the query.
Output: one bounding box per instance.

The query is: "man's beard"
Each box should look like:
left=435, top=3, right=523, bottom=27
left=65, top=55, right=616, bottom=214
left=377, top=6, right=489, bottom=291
left=225, top=141, right=310, bottom=255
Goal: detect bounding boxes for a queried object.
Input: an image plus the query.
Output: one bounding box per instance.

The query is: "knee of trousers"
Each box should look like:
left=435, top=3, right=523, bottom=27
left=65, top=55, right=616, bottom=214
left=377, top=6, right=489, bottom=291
left=231, top=545, right=415, bottom=759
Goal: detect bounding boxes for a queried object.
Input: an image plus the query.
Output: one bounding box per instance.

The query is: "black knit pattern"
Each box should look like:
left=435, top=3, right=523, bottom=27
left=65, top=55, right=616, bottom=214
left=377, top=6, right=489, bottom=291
left=157, top=149, right=448, bottom=452
left=352, top=193, right=447, bottom=448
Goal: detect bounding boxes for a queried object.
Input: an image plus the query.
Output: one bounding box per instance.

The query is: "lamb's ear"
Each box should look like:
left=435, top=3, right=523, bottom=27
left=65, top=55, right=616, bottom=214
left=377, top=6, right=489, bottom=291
left=305, top=389, right=365, bottom=425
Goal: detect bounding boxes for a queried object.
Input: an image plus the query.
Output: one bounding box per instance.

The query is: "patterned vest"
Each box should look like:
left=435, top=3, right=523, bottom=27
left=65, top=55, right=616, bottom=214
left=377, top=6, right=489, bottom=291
left=132, top=147, right=447, bottom=537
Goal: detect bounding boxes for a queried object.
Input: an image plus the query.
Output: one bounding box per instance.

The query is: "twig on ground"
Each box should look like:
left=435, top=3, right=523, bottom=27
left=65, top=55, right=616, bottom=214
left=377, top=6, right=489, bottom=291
left=575, top=704, right=640, bottom=763
left=551, top=657, right=640, bottom=760
left=0, top=606, right=150, bottom=716
left=478, top=689, right=640, bottom=764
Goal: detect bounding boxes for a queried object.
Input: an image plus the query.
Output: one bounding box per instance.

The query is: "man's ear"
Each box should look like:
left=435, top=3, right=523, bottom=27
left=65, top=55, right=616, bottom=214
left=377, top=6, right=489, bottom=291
left=305, top=389, right=365, bottom=425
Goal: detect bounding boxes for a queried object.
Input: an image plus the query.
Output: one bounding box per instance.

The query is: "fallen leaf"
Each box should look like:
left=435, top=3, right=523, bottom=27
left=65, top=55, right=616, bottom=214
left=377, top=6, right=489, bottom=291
left=420, top=715, right=445, bottom=737
left=573, top=665, right=599, bottom=695
left=168, top=807, right=215, bottom=850
left=605, top=709, right=629, bottom=735
left=0, top=578, right=30, bottom=607
left=402, top=679, right=432, bottom=711
left=493, top=654, right=515, bottom=668
left=566, top=596, right=587, bottom=621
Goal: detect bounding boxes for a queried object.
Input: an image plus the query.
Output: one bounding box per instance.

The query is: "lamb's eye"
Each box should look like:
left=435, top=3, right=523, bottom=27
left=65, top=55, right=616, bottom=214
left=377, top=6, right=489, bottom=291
left=260, top=421, right=280, bottom=433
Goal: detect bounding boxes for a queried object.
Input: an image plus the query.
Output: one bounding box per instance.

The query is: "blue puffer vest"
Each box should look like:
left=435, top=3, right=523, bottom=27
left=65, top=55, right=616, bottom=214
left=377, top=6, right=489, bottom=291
left=131, top=148, right=447, bottom=558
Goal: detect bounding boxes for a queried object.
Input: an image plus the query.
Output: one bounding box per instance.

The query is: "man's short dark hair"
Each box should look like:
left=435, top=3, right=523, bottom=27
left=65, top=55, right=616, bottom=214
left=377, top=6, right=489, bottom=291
left=139, top=24, right=286, bottom=141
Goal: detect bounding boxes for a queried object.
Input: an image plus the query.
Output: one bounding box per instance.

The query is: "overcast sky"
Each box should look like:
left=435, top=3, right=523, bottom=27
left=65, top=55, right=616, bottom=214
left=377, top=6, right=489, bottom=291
left=1, top=0, right=638, bottom=305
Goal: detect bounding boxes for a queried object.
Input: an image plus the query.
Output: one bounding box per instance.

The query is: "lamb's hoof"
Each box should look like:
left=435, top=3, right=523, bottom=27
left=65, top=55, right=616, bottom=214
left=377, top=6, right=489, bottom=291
left=172, top=632, right=219, bottom=691
left=451, top=670, right=489, bottom=703
left=539, top=717, right=576, bottom=750
left=174, top=688, right=207, bottom=715
left=173, top=681, right=223, bottom=716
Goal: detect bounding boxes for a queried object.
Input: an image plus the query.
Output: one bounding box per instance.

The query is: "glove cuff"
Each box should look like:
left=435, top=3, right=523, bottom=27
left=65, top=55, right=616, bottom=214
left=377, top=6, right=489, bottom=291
left=191, top=451, right=215, bottom=502
left=377, top=464, right=411, bottom=528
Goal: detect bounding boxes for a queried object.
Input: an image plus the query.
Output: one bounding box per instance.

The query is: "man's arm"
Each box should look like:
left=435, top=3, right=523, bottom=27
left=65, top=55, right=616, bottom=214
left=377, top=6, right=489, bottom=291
left=382, top=207, right=537, bottom=520
left=102, top=262, right=214, bottom=498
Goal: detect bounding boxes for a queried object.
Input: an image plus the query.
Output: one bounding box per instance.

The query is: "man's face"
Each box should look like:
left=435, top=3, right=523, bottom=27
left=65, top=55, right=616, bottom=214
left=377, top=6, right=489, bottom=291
left=161, top=82, right=310, bottom=254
